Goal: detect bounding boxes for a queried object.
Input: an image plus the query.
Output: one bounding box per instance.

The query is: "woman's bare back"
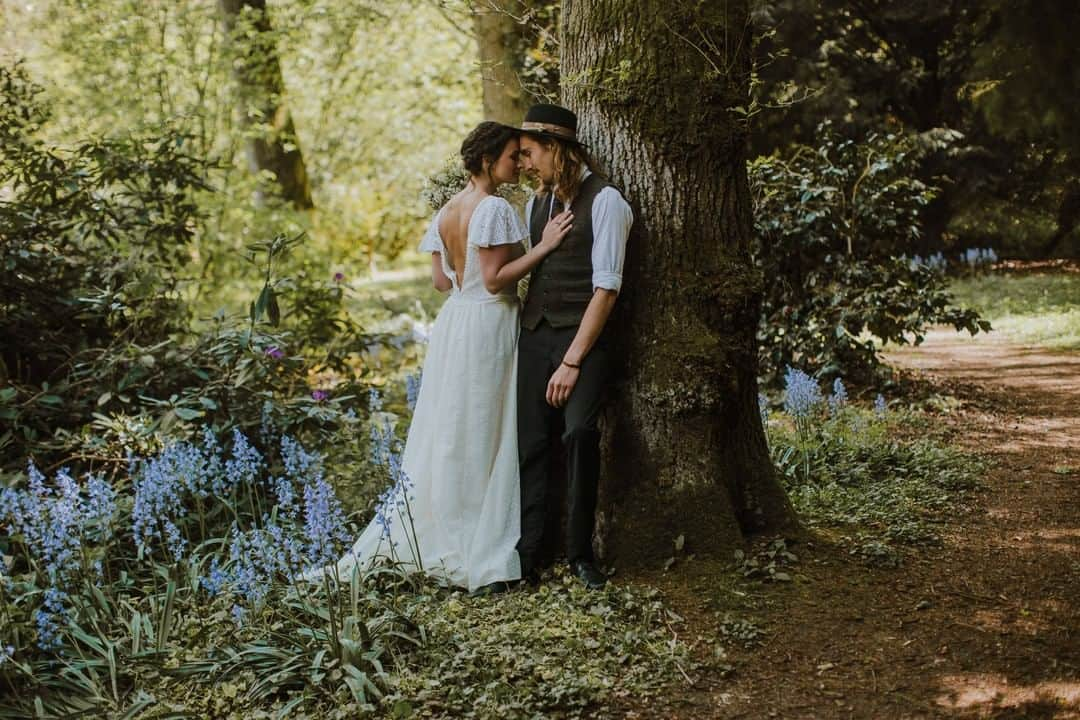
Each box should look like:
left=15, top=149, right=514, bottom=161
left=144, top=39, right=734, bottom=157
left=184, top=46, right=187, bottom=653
left=438, top=189, right=490, bottom=289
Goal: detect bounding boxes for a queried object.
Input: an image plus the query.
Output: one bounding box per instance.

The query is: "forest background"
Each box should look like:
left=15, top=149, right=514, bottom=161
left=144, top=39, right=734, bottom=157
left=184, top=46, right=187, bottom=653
left=0, top=0, right=1077, bottom=717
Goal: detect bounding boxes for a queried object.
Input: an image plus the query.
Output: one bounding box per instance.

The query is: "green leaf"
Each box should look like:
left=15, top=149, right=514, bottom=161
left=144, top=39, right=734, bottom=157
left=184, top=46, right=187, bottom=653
left=174, top=407, right=204, bottom=421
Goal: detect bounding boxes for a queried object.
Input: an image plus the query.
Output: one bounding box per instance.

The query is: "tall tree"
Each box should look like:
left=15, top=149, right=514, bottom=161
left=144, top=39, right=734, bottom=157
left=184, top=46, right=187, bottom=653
left=473, top=1, right=532, bottom=123
left=472, top=1, right=561, bottom=123
left=218, top=0, right=313, bottom=209
left=562, top=0, right=796, bottom=564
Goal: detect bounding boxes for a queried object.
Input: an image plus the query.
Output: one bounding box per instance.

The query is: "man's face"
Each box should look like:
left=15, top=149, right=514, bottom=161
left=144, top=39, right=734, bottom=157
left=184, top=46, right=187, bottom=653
left=516, top=135, right=555, bottom=185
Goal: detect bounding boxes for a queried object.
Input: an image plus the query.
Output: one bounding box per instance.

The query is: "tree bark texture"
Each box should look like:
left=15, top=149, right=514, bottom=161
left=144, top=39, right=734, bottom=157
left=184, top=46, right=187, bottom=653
left=561, top=0, right=796, bottom=565
left=473, top=1, right=532, bottom=124
left=218, top=0, right=313, bottom=209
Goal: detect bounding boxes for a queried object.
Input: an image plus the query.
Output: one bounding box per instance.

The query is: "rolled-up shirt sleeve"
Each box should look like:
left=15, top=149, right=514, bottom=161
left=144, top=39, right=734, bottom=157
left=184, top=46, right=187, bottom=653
left=591, top=187, right=632, bottom=292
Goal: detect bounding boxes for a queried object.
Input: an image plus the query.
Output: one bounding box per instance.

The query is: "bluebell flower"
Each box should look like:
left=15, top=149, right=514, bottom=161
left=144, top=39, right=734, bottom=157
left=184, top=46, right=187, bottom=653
left=85, top=474, right=116, bottom=526
left=783, top=366, right=823, bottom=419
left=132, top=449, right=186, bottom=558
left=828, top=377, right=848, bottom=415
left=302, top=472, right=349, bottom=569
left=370, top=414, right=396, bottom=467
left=0, top=645, right=13, bottom=666
left=36, top=586, right=69, bottom=651
left=164, top=520, right=187, bottom=563
left=274, top=476, right=297, bottom=519
left=231, top=604, right=246, bottom=627
left=757, top=392, right=769, bottom=428
left=223, top=428, right=262, bottom=495
left=406, top=373, right=422, bottom=412
left=200, top=557, right=229, bottom=597
left=369, top=387, right=383, bottom=412
left=874, top=394, right=888, bottom=418
left=281, top=436, right=319, bottom=482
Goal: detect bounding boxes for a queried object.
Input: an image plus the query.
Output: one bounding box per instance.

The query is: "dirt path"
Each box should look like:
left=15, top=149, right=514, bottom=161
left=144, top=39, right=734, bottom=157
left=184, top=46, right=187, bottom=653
left=630, top=330, right=1079, bottom=719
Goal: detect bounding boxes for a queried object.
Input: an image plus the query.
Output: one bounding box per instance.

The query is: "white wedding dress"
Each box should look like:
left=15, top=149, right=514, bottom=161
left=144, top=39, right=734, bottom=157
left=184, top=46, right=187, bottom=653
left=318, top=195, right=528, bottom=592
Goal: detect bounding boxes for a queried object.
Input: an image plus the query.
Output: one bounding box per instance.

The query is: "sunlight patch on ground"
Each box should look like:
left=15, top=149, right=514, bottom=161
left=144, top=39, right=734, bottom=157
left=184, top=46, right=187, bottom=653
left=997, top=527, right=1080, bottom=555
left=936, top=673, right=1080, bottom=715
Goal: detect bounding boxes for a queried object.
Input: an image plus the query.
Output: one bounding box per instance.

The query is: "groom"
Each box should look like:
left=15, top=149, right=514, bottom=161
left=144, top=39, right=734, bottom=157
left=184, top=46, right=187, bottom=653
left=514, top=104, right=632, bottom=590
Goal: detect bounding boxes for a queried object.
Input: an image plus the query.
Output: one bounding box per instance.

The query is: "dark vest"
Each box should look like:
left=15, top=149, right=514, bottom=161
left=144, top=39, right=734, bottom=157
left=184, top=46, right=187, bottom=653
left=521, top=173, right=617, bottom=330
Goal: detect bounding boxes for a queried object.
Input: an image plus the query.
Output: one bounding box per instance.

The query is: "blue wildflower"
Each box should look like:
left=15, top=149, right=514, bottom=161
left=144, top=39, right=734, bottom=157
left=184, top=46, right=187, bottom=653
left=85, top=474, right=116, bottom=527
left=36, top=586, right=69, bottom=651
left=281, top=436, right=319, bottom=481
left=874, top=394, right=888, bottom=418
left=274, top=476, right=297, bottom=519
left=231, top=604, right=246, bottom=627
left=223, top=429, right=262, bottom=495
left=369, top=387, right=383, bottom=412
left=406, top=373, right=422, bottom=411
left=758, top=392, right=770, bottom=428
left=828, top=378, right=848, bottom=415
left=783, top=366, right=823, bottom=419
left=302, top=472, right=349, bottom=569
left=200, top=557, right=229, bottom=597
left=0, top=645, right=13, bottom=666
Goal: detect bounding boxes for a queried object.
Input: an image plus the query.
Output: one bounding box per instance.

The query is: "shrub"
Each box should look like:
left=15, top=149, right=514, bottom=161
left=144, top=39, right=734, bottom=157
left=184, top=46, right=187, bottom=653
left=750, top=123, right=990, bottom=383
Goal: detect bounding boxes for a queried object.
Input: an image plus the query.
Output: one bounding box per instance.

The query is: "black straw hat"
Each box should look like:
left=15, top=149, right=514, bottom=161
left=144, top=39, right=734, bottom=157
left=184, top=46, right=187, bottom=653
left=519, top=103, right=587, bottom=147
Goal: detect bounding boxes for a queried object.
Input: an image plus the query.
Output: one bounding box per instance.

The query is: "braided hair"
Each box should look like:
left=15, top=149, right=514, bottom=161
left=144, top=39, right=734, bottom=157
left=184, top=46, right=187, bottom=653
left=460, top=121, right=518, bottom=178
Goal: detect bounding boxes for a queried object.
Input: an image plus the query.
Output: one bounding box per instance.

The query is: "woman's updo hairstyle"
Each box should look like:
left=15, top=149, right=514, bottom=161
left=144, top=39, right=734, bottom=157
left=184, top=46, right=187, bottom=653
left=461, top=121, right=518, bottom=176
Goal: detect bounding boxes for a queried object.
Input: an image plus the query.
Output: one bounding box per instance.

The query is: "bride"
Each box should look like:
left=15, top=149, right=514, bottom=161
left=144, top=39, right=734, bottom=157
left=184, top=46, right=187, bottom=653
left=311, top=122, right=573, bottom=593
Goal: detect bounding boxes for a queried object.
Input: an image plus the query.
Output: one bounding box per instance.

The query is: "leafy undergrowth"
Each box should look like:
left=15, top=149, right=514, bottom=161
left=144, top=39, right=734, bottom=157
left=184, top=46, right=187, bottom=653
left=767, top=401, right=985, bottom=566
left=384, top=568, right=695, bottom=719
left=83, top=568, right=696, bottom=720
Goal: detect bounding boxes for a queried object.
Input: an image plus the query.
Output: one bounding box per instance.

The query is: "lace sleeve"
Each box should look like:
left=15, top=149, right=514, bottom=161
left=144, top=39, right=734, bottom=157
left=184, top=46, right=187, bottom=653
left=470, top=197, right=528, bottom=248
left=417, top=210, right=443, bottom=253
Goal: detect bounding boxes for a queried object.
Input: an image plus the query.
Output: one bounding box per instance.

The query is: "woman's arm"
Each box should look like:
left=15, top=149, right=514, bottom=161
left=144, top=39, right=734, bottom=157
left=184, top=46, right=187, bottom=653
left=431, top=252, right=453, bottom=292
left=478, top=211, right=574, bottom=294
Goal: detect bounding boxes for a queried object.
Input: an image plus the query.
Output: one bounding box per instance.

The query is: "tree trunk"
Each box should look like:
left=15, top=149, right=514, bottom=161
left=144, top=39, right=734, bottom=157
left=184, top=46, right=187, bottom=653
left=562, top=0, right=796, bottom=566
left=218, top=0, right=313, bottom=209
left=473, top=1, right=532, bottom=124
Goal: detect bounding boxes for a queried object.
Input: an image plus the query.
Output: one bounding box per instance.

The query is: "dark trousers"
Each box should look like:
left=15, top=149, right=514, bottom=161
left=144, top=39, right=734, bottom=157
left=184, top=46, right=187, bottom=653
left=517, top=320, right=610, bottom=573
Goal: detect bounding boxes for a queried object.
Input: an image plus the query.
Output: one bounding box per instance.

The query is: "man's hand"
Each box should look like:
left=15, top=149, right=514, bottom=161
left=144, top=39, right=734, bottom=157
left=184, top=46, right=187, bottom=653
left=546, top=363, right=580, bottom=408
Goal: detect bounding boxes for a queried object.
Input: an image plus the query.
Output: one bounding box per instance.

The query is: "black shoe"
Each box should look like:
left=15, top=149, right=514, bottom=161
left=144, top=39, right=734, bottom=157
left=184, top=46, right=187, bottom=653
left=468, top=580, right=514, bottom=598
left=570, top=560, right=607, bottom=590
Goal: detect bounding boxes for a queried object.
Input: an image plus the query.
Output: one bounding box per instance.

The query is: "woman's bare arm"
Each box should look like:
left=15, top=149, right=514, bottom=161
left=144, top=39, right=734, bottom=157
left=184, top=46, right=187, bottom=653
left=431, top=252, right=453, bottom=292
left=478, top=211, right=573, bottom=294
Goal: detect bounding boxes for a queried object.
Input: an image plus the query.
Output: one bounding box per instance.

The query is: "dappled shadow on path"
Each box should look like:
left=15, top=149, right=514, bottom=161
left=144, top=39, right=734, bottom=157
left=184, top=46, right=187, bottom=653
left=620, top=330, right=1079, bottom=719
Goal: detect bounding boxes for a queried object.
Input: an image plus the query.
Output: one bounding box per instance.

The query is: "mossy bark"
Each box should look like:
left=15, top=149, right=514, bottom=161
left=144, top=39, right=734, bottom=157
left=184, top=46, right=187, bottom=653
left=562, top=0, right=796, bottom=566
left=218, top=0, right=313, bottom=210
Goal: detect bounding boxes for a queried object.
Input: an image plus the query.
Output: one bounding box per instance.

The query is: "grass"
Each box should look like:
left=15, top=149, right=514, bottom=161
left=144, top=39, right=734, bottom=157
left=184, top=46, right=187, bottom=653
left=766, top=404, right=984, bottom=566
left=948, top=272, right=1080, bottom=350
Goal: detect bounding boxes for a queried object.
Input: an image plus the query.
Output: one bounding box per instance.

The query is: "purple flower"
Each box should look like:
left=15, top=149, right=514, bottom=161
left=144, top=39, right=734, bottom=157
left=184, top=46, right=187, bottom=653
left=311, top=389, right=329, bottom=402
left=265, top=346, right=284, bottom=360
left=333, top=272, right=345, bottom=283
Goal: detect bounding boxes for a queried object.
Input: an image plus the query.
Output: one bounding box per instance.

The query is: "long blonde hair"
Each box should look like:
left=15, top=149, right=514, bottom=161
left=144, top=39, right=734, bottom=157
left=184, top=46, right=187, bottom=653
left=537, top=137, right=603, bottom=204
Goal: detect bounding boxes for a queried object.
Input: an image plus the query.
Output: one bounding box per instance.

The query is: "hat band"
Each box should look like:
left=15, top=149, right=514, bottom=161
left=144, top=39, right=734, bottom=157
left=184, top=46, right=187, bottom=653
left=522, top=121, right=577, bottom=141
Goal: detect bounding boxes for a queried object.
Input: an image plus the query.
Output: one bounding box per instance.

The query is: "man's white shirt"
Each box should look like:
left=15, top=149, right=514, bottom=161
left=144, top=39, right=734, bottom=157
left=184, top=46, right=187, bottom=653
left=523, top=169, right=633, bottom=293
